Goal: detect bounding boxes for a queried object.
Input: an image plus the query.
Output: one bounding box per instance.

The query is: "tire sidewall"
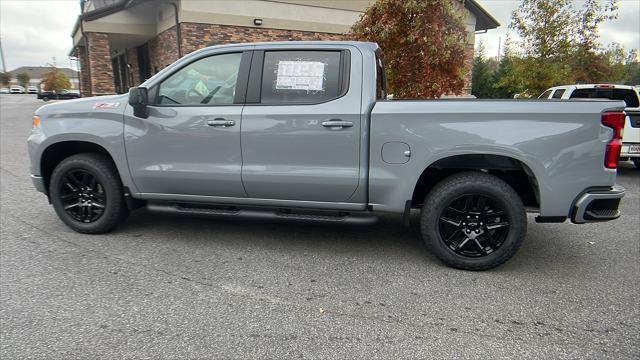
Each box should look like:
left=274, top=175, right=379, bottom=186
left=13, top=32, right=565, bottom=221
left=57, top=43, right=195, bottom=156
left=421, top=175, right=527, bottom=270
left=50, top=155, right=123, bottom=233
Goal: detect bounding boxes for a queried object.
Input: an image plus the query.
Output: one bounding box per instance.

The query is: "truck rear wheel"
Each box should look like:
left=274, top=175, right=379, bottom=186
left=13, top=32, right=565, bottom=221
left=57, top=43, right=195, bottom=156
left=420, top=172, right=526, bottom=270
left=49, top=153, right=129, bottom=234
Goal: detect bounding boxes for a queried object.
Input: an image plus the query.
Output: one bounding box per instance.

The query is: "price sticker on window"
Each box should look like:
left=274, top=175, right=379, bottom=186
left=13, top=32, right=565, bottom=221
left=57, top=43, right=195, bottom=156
left=275, top=61, right=326, bottom=91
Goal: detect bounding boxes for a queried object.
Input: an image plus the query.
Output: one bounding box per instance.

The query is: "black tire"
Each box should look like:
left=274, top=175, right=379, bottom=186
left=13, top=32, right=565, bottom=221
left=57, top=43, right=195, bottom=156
left=420, top=172, right=527, bottom=271
left=633, top=159, right=640, bottom=170
left=42, top=96, right=50, bottom=102
left=50, top=153, right=129, bottom=234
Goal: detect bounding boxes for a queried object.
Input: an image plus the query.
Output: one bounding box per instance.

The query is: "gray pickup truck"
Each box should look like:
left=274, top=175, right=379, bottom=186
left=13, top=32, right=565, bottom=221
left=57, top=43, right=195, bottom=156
left=28, top=41, right=626, bottom=270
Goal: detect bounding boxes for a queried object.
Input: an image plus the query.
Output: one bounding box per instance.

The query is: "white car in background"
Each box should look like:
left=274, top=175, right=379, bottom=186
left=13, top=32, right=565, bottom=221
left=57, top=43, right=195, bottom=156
left=9, top=85, right=25, bottom=94
left=27, top=86, right=39, bottom=94
left=0, top=88, right=9, bottom=94
left=539, top=84, right=640, bottom=169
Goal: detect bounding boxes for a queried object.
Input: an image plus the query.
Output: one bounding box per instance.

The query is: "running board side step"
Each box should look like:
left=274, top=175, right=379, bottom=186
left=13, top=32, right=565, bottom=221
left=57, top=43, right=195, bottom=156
left=146, top=203, right=379, bottom=225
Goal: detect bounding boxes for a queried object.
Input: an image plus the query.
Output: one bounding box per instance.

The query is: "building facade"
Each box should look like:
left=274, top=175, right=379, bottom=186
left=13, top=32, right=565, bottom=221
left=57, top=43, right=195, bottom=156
left=71, top=0, right=498, bottom=97
left=7, top=66, right=80, bottom=90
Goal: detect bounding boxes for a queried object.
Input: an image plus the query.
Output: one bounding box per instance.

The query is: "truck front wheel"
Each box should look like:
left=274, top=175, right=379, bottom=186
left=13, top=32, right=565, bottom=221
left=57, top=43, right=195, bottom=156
left=49, top=153, right=129, bottom=234
left=420, top=172, right=527, bottom=270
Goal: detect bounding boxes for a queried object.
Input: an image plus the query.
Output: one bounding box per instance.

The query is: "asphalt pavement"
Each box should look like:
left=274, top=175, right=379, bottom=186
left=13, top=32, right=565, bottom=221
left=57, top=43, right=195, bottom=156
left=1, top=94, right=638, bottom=359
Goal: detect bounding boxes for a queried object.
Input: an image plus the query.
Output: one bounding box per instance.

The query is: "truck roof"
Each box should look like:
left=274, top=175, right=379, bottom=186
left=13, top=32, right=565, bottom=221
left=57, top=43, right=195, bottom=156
left=204, top=40, right=380, bottom=52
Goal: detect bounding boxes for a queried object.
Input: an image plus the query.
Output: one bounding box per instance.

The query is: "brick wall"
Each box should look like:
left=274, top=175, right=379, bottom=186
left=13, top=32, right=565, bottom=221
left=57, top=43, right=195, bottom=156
left=77, top=46, right=92, bottom=98
left=463, top=44, right=474, bottom=95
left=86, top=32, right=115, bottom=95
left=149, top=26, right=179, bottom=75
left=179, top=23, right=345, bottom=56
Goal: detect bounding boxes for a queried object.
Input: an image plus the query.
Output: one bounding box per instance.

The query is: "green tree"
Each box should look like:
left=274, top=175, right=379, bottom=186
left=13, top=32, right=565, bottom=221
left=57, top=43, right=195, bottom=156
left=625, top=49, right=640, bottom=85
left=493, top=35, right=526, bottom=98
left=16, top=73, right=30, bottom=88
left=570, top=0, right=618, bottom=83
left=509, top=0, right=618, bottom=95
left=42, top=68, right=71, bottom=92
left=350, top=0, right=468, bottom=98
left=0, top=72, right=11, bottom=87
left=472, top=41, right=497, bottom=99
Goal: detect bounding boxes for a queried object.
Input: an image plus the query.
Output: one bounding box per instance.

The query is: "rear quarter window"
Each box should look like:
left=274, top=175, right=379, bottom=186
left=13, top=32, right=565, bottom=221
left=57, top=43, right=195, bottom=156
left=569, top=88, right=640, bottom=107
left=539, top=89, right=553, bottom=99
left=551, top=89, right=566, bottom=99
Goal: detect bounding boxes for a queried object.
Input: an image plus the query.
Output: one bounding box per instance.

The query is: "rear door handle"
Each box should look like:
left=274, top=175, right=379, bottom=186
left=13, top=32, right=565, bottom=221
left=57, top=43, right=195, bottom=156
left=322, top=120, right=354, bottom=129
left=207, top=119, right=235, bottom=127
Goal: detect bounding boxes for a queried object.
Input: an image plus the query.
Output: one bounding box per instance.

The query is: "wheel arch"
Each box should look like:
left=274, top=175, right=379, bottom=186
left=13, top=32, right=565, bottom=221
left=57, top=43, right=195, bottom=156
left=40, top=140, right=119, bottom=194
left=411, top=153, right=541, bottom=209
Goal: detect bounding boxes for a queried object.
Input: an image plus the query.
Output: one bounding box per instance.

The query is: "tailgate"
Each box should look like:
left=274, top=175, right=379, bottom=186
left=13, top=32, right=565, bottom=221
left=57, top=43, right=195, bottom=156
left=623, top=109, right=640, bottom=143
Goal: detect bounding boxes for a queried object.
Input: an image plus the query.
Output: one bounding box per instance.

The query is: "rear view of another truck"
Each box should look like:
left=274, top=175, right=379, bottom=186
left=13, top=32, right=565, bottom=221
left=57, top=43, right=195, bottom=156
left=540, top=84, right=640, bottom=168
left=622, top=87, right=640, bottom=168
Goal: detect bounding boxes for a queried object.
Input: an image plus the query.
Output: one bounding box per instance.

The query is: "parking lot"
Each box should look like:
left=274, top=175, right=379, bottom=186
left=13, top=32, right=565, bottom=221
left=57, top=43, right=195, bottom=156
left=0, top=94, right=638, bottom=358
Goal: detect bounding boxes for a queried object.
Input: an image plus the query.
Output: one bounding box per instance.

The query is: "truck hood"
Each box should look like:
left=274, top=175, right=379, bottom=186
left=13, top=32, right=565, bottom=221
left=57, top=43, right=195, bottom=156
left=35, top=94, right=129, bottom=116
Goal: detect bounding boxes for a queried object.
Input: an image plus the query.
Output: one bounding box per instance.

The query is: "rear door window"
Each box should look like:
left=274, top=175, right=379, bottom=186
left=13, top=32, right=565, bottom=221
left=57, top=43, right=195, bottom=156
left=260, top=50, right=348, bottom=105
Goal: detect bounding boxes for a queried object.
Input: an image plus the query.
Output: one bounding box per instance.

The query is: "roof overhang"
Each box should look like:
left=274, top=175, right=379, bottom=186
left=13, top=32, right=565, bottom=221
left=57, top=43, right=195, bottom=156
left=465, top=0, right=500, bottom=31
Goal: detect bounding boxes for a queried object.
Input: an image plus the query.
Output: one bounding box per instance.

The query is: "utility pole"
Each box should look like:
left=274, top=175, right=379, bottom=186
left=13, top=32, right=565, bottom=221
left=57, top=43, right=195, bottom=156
left=0, top=35, right=6, bottom=72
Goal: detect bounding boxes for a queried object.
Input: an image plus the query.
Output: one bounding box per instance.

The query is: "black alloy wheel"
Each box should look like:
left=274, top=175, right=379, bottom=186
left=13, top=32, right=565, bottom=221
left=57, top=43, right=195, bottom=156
left=58, top=169, right=107, bottom=223
left=420, top=172, right=527, bottom=270
left=438, top=194, right=510, bottom=257
left=50, top=153, right=129, bottom=233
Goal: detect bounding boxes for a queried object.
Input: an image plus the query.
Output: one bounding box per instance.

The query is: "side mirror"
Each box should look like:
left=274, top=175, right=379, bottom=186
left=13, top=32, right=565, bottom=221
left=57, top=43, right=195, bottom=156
left=129, top=87, right=149, bottom=118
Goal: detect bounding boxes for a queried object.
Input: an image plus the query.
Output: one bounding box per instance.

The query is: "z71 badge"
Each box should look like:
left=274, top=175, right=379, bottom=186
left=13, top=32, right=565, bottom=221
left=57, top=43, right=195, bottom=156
left=93, top=102, right=120, bottom=109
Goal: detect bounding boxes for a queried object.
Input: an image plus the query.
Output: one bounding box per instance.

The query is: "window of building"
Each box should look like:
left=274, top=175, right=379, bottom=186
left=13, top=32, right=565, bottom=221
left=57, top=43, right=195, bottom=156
left=260, top=50, right=347, bottom=105
left=155, top=52, right=242, bottom=105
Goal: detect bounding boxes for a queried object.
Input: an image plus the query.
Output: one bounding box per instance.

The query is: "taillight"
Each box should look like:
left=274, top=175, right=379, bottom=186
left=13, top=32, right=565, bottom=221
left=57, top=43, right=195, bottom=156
left=601, top=111, right=625, bottom=169
left=33, top=115, right=41, bottom=128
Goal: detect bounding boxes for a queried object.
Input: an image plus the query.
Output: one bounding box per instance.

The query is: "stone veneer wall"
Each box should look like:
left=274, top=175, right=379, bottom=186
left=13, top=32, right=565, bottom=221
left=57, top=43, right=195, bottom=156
left=148, top=26, right=179, bottom=75
left=77, top=46, right=92, bottom=98
left=179, top=23, right=345, bottom=56
left=86, top=32, right=115, bottom=95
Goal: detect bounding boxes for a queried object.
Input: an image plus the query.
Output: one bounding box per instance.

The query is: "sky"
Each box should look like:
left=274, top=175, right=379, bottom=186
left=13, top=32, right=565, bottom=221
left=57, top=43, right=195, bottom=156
left=476, top=0, right=640, bottom=59
left=0, top=0, right=639, bottom=72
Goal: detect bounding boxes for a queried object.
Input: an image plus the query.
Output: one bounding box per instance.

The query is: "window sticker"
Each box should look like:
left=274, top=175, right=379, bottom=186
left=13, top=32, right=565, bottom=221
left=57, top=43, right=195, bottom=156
left=275, top=61, right=326, bottom=91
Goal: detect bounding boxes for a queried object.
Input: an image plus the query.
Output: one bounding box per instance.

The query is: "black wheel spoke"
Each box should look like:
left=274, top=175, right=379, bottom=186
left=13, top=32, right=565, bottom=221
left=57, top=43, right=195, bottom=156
left=486, top=222, right=509, bottom=230
left=438, top=193, right=510, bottom=258
left=440, top=216, right=461, bottom=227
left=477, top=196, right=487, bottom=213
left=58, top=168, right=106, bottom=223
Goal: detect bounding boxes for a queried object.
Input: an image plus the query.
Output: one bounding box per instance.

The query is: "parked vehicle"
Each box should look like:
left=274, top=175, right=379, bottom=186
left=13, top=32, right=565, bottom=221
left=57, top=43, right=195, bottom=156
left=27, top=85, right=39, bottom=94
left=37, top=89, right=81, bottom=101
left=0, top=88, right=9, bottom=94
left=539, top=84, right=640, bottom=168
left=28, top=42, right=626, bottom=270
left=10, top=85, right=25, bottom=94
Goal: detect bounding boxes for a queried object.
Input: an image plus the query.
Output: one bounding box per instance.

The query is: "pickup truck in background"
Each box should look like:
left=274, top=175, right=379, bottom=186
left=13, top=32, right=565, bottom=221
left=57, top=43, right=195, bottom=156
left=539, top=84, right=640, bottom=168
left=28, top=42, right=626, bottom=270
left=37, top=89, right=81, bottom=102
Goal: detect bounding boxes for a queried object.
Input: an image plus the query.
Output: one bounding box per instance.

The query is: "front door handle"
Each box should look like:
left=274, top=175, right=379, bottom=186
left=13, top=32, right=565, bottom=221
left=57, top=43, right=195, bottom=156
left=207, top=119, right=235, bottom=127
left=322, top=120, right=354, bottom=129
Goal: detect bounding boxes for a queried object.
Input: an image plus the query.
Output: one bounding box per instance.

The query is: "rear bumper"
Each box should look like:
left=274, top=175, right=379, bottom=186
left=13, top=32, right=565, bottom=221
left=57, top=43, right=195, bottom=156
left=31, top=174, right=47, bottom=194
left=571, top=186, right=625, bottom=224
left=620, top=142, right=640, bottom=158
